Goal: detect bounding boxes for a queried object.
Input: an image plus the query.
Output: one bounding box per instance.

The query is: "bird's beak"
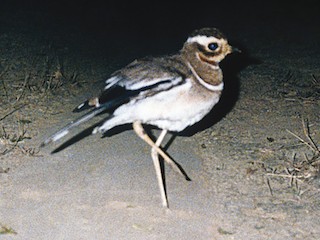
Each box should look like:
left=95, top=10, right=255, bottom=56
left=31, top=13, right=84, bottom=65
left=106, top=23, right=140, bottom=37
left=226, top=44, right=241, bottom=55
left=231, top=46, right=241, bottom=53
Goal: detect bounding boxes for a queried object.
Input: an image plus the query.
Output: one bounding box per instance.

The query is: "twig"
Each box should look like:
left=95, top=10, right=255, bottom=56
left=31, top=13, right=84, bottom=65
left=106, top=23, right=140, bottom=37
left=311, top=74, right=319, bottom=86
left=0, top=104, right=27, bottom=121
left=0, top=104, right=26, bottom=122
left=0, top=66, right=10, bottom=100
left=302, top=119, right=319, bottom=153
left=286, top=129, right=315, bottom=151
left=15, top=72, right=30, bottom=103
left=266, top=173, right=304, bottom=181
left=266, top=177, right=273, bottom=196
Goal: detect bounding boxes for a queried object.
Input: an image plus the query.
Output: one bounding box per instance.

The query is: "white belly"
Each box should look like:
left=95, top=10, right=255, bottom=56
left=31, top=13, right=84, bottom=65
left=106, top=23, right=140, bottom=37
left=113, top=81, right=221, bottom=132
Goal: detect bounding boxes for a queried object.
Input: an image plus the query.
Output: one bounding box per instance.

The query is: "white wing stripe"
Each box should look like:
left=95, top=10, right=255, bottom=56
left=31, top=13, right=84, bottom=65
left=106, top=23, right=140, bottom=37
left=126, top=77, right=176, bottom=90
left=105, top=74, right=184, bottom=91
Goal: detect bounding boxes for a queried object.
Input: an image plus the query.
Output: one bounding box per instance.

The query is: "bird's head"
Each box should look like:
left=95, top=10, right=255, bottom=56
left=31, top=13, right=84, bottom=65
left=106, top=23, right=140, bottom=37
left=182, top=28, right=240, bottom=67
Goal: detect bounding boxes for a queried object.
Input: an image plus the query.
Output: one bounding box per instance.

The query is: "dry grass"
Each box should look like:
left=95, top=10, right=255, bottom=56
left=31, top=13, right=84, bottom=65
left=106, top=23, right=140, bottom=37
left=311, top=74, right=320, bottom=91
left=246, top=118, right=320, bottom=199
left=0, top=124, right=31, bottom=155
left=265, top=119, right=320, bottom=197
left=279, top=72, right=320, bottom=102
left=0, top=223, right=17, bottom=235
left=0, top=42, right=84, bottom=159
left=0, top=42, right=84, bottom=108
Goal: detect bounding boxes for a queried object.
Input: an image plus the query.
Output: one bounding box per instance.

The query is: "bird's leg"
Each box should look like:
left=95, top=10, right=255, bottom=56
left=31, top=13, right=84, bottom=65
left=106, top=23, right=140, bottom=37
left=132, top=121, right=186, bottom=178
left=152, top=129, right=168, bottom=208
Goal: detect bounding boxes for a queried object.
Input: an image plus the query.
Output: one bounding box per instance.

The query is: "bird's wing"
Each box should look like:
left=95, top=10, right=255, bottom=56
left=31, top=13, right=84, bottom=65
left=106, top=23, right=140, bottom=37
left=74, top=56, right=188, bottom=112
left=108, top=57, right=187, bottom=88
left=41, top=56, right=188, bottom=146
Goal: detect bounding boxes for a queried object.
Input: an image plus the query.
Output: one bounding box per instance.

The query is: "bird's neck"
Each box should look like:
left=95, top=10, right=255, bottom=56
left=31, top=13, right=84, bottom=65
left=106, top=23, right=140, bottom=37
left=181, top=50, right=223, bottom=87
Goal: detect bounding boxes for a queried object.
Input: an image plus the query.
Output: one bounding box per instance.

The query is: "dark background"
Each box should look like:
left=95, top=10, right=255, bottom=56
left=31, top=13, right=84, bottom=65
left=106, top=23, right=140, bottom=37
left=1, top=0, right=319, bottom=55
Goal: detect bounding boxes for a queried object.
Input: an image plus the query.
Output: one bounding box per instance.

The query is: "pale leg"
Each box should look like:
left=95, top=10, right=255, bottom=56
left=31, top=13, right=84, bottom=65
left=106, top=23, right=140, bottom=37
left=152, top=129, right=168, bottom=207
left=132, top=121, right=185, bottom=177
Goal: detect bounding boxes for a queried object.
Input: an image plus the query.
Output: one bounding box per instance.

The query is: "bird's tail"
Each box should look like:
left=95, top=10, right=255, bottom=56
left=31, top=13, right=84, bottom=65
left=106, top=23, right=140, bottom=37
left=40, top=105, right=110, bottom=147
left=41, top=85, right=138, bottom=148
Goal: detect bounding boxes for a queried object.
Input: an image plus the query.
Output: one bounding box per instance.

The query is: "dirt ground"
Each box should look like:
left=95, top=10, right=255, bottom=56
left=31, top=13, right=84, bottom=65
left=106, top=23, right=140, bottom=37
left=1, top=5, right=320, bottom=240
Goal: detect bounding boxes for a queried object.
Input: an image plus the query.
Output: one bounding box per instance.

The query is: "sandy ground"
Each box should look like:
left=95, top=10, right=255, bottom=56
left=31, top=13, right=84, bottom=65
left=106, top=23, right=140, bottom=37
left=1, top=6, right=320, bottom=240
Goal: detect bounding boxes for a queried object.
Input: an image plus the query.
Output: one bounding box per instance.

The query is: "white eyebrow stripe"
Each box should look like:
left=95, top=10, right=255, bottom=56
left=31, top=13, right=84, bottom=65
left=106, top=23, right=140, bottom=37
left=187, top=35, right=221, bottom=45
left=187, top=62, right=224, bottom=91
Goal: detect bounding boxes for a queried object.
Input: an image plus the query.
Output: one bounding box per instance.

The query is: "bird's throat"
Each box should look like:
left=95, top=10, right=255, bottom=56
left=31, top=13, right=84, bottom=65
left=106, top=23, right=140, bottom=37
left=198, top=53, right=219, bottom=67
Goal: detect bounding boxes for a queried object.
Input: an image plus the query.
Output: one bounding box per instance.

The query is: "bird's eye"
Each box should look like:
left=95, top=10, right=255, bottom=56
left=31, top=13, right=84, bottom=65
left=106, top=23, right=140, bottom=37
left=208, top=42, right=218, bottom=51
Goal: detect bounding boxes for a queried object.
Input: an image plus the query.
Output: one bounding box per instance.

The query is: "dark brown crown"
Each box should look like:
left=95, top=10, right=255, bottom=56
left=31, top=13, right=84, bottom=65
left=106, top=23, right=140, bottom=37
left=189, top=28, right=227, bottom=40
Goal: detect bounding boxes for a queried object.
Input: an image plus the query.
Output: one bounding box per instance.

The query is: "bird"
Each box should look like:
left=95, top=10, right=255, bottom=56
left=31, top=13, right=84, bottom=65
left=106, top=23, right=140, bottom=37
left=41, top=27, right=240, bottom=208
